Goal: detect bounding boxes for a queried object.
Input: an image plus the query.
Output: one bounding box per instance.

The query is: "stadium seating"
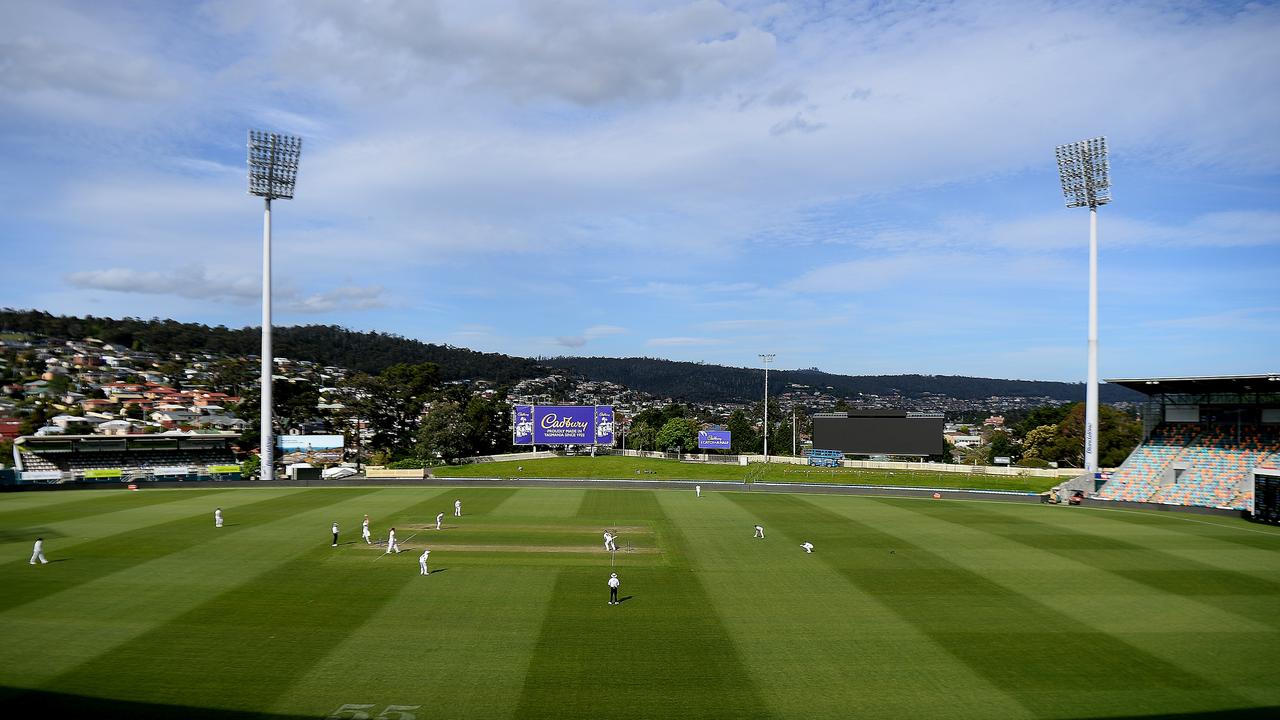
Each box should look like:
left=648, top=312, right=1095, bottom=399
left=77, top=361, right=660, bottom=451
left=23, top=448, right=236, bottom=476
left=1100, top=423, right=1280, bottom=510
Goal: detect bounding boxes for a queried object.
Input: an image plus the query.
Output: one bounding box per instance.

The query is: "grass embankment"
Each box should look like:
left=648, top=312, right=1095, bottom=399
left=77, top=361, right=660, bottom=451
left=431, top=455, right=1058, bottom=493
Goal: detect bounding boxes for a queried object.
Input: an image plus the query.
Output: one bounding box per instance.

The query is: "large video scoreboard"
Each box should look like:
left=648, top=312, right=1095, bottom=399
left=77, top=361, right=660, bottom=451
left=1254, top=467, right=1280, bottom=525
left=812, top=410, right=943, bottom=457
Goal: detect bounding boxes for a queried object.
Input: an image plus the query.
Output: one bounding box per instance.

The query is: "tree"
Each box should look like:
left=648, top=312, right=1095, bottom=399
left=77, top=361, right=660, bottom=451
left=656, top=417, right=699, bottom=453
left=1022, top=424, right=1058, bottom=460
left=628, top=421, right=657, bottom=451
left=1099, top=405, right=1142, bottom=467
left=987, top=429, right=1019, bottom=463
left=726, top=409, right=759, bottom=454
left=464, top=395, right=512, bottom=457
left=772, top=413, right=796, bottom=456
left=0, top=438, right=12, bottom=467
left=343, top=363, right=439, bottom=458
left=415, top=400, right=468, bottom=464
left=958, top=443, right=991, bottom=465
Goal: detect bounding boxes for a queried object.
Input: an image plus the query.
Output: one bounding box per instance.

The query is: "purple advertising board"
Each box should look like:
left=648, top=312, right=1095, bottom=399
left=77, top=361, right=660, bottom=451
left=697, top=430, right=731, bottom=449
left=513, top=405, right=616, bottom=445
left=594, top=406, right=615, bottom=446
left=513, top=406, right=534, bottom=445
left=534, top=406, right=595, bottom=444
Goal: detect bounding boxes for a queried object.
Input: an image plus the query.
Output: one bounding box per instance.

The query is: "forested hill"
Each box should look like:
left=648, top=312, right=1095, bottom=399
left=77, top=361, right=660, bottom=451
left=3, top=309, right=1144, bottom=402
left=0, top=309, right=545, bottom=382
left=551, top=356, right=1145, bottom=403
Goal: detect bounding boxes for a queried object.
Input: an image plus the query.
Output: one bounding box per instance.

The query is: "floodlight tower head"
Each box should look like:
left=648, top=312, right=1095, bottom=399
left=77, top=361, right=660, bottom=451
left=248, top=130, right=302, bottom=200
left=1055, top=136, right=1111, bottom=209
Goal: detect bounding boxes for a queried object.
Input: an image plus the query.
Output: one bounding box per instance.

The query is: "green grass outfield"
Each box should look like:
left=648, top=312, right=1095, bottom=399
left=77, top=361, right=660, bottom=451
left=2, top=486, right=1278, bottom=719
left=432, top=455, right=1059, bottom=493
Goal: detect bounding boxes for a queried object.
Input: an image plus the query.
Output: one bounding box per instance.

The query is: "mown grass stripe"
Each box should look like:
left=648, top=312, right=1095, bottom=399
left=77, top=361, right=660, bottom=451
left=0, top=487, right=233, bottom=544
left=729, top=492, right=1252, bottom=719
left=10, top=488, right=457, bottom=714
left=1058, top=504, right=1280, bottom=552
left=0, top=488, right=334, bottom=614
left=657, top=491, right=1033, bottom=719
left=882, top=499, right=1280, bottom=629
left=515, top=490, right=771, bottom=719
left=0, top=489, right=396, bottom=692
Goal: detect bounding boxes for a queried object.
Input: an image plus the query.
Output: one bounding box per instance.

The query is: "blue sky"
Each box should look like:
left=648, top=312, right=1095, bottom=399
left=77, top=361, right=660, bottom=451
left=1, top=0, right=1277, bottom=382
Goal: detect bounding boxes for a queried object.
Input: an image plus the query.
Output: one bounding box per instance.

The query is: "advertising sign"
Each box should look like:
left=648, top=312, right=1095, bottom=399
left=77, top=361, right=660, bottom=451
left=594, top=406, right=615, bottom=446
left=534, top=406, right=595, bottom=444
left=513, top=405, right=534, bottom=445
left=697, top=430, right=731, bottom=449
left=513, top=405, right=615, bottom=445
left=277, top=434, right=344, bottom=464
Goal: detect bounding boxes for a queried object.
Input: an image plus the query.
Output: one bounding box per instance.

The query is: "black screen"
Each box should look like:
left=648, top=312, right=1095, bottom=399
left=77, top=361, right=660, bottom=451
left=812, top=416, right=943, bottom=456
left=1255, top=475, right=1280, bottom=523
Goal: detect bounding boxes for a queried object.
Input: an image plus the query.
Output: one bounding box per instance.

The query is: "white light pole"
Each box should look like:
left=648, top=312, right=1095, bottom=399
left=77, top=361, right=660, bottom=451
left=248, top=130, right=302, bottom=480
left=1055, top=137, right=1111, bottom=473
left=759, top=353, right=775, bottom=462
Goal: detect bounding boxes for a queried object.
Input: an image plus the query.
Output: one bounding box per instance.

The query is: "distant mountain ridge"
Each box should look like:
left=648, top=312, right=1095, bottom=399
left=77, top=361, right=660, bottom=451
left=551, top=356, right=1145, bottom=404
left=0, top=309, right=545, bottom=383
left=2, top=309, right=1143, bottom=403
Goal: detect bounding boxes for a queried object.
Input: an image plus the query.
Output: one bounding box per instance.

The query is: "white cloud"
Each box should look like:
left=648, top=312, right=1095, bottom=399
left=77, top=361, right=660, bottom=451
left=64, top=266, right=386, bottom=314
left=66, top=266, right=259, bottom=301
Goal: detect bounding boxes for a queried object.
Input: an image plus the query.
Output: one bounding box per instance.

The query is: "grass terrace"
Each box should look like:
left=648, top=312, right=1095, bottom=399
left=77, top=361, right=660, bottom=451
left=431, top=455, right=1059, bottom=493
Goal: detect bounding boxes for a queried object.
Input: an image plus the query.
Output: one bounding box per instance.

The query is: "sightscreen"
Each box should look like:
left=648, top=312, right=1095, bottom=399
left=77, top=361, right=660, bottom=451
left=812, top=415, right=943, bottom=456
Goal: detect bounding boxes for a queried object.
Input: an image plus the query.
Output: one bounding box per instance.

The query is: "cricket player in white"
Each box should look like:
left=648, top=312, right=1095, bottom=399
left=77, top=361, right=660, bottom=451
left=435, top=512, right=444, bottom=530
left=331, top=522, right=339, bottom=547
left=214, top=507, right=223, bottom=528
left=30, top=537, right=48, bottom=565
left=362, top=516, right=372, bottom=544
left=419, top=548, right=431, bottom=575
left=453, top=499, right=462, bottom=517
left=754, top=525, right=765, bottom=539
left=801, top=542, right=814, bottom=553
left=696, top=484, right=701, bottom=498
left=386, top=527, right=401, bottom=554
left=608, top=572, right=620, bottom=605
left=603, top=531, right=617, bottom=552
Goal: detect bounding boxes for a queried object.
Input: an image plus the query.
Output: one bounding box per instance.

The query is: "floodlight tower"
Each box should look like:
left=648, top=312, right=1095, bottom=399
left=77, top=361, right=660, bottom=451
left=759, top=353, right=775, bottom=462
left=248, top=130, right=302, bottom=480
left=1055, top=137, right=1111, bottom=473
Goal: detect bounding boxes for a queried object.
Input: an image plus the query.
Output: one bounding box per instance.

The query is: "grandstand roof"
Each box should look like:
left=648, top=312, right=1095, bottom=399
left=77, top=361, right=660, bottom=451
left=1105, top=374, right=1280, bottom=396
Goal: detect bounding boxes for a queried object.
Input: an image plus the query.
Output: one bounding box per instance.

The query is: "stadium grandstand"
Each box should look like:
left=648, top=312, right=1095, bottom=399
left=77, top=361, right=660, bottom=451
left=10, top=432, right=241, bottom=484
left=1094, top=374, right=1280, bottom=512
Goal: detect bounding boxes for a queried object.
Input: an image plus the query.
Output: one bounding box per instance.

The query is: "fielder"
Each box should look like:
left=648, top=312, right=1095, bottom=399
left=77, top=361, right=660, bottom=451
left=331, top=522, right=339, bottom=547
left=435, top=512, right=444, bottom=531
left=386, top=527, right=401, bottom=554
left=608, top=572, right=620, bottom=605
left=801, top=542, right=814, bottom=553
left=214, top=507, right=223, bottom=528
left=362, top=515, right=372, bottom=544
left=696, top=484, right=701, bottom=498
left=419, top=548, right=431, bottom=576
left=603, top=531, right=617, bottom=552
left=30, top=537, right=48, bottom=565
left=453, top=499, right=462, bottom=517
left=754, top=524, right=765, bottom=539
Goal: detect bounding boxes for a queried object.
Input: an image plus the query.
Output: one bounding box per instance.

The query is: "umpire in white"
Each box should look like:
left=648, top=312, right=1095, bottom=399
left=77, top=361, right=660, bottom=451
left=608, top=572, right=620, bottom=605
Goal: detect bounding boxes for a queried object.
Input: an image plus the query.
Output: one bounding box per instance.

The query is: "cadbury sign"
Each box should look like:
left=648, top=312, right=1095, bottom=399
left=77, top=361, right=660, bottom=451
left=514, top=405, right=615, bottom=445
